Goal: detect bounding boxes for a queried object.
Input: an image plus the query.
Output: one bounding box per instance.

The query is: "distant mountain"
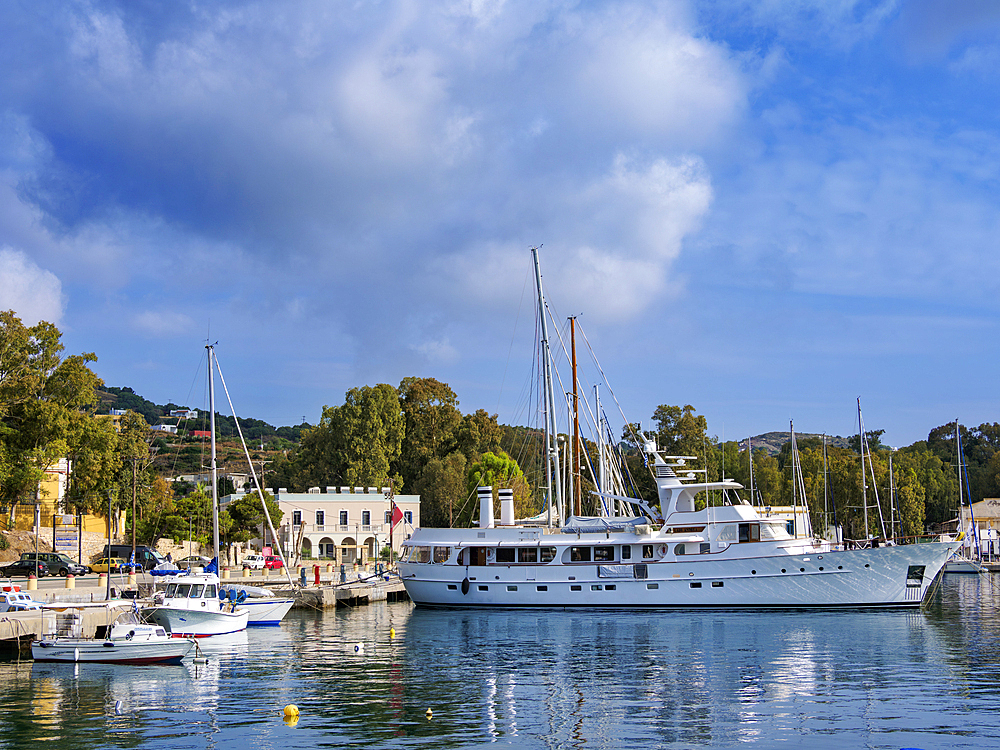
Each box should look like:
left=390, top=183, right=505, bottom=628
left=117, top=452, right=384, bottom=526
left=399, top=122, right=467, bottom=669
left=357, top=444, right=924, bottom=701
left=739, top=432, right=853, bottom=456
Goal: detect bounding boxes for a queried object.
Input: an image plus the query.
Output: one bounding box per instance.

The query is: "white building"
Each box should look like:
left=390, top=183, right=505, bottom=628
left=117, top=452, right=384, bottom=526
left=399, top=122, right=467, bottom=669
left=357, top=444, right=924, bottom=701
left=223, top=486, right=420, bottom=565
left=169, top=409, right=199, bottom=420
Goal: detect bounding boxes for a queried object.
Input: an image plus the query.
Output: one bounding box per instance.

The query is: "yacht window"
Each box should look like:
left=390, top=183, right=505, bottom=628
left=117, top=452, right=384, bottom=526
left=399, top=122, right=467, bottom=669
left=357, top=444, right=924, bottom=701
left=205, top=585, right=217, bottom=598
left=176, top=584, right=191, bottom=598
left=594, top=546, right=614, bottom=562
left=433, top=546, right=450, bottom=563
left=495, top=548, right=515, bottom=564
left=786, top=520, right=795, bottom=536
left=738, top=523, right=760, bottom=543
left=165, top=584, right=177, bottom=597
left=540, top=547, right=556, bottom=563
left=415, top=546, right=432, bottom=564
left=622, top=546, right=632, bottom=560
left=642, top=545, right=654, bottom=559
left=674, top=544, right=686, bottom=556
left=699, top=543, right=711, bottom=554
left=570, top=547, right=591, bottom=562
left=190, top=584, right=205, bottom=598
left=518, top=548, right=538, bottom=563
left=690, top=581, right=702, bottom=589
left=719, top=525, right=738, bottom=542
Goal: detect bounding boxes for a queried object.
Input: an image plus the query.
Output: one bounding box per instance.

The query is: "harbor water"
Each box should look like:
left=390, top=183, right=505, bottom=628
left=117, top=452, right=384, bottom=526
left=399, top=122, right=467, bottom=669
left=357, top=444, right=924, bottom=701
left=2, top=574, right=999, bottom=749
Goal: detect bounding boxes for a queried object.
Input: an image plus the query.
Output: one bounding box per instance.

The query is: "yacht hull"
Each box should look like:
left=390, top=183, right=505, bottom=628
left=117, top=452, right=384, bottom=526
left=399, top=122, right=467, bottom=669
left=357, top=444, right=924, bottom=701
left=400, top=540, right=955, bottom=609
left=142, top=605, right=249, bottom=637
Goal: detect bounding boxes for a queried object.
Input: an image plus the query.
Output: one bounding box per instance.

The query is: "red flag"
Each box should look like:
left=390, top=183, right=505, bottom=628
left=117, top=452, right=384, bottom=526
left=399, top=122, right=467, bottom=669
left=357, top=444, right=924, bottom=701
left=391, top=502, right=404, bottom=529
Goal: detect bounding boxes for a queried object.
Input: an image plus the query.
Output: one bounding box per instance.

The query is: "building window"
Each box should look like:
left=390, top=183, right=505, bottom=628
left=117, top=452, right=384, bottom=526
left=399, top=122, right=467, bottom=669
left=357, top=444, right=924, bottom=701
left=362, top=510, right=371, bottom=526
left=622, top=546, right=632, bottom=560
left=292, top=510, right=301, bottom=526
left=404, top=511, right=412, bottom=524
left=340, top=510, right=348, bottom=525
left=385, top=510, right=392, bottom=524
left=315, top=510, right=324, bottom=526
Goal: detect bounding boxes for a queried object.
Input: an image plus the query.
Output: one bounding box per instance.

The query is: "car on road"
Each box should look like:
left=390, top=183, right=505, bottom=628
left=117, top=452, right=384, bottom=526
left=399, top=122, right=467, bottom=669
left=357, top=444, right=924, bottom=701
left=20, top=552, right=90, bottom=577
left=0, top=559, right=49, bottom=578
left=241, top=554, right=266, bottom=569
left=264, top=555, right=284, bottom=570
left=176, top=555, right=212, bottom=570
left=90, top=557, right=128, bottom=574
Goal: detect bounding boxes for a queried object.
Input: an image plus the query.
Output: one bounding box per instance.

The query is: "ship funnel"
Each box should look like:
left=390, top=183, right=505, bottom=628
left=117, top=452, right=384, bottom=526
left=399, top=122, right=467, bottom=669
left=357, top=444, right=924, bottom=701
left=499, top=488, right=514, bottom=526
left=478, top=486, right=494, bottom=529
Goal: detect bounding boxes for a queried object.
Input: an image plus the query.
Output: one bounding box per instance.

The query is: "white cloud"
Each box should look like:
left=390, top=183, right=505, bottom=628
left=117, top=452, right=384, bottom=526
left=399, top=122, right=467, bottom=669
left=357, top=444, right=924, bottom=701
left=0, top=246, right=63, bottom=325
left=131, top=310, right=195, bottom=338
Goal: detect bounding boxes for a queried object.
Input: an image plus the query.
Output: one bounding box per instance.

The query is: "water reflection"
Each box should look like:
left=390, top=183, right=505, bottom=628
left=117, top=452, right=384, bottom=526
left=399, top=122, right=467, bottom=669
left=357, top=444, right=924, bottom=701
left=0, top=577, right=997, bottom=748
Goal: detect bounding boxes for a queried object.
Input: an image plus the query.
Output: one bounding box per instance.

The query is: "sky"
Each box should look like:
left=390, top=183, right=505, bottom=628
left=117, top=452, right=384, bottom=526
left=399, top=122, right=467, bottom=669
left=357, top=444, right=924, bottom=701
left=1, top=0, right=999, bottom=449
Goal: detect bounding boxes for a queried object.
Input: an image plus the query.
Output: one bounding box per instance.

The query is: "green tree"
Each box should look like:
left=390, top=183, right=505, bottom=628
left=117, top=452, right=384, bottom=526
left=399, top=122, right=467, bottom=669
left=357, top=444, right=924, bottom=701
left=651, top=404, right=711, bottom=457
left=415, top=452, right=468, bottom=528
left=466, top=450, right=535, bottom=524
left=398, top=377, right=462, bottom=490
left=226, top=491, right=283, bottom=560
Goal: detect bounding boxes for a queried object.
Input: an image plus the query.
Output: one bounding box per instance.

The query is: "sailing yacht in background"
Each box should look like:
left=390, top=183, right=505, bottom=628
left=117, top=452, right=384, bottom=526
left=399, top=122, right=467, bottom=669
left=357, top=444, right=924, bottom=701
left=944, top=422, right=985, bottom=574
left=397, top=248, right=958, bottom=609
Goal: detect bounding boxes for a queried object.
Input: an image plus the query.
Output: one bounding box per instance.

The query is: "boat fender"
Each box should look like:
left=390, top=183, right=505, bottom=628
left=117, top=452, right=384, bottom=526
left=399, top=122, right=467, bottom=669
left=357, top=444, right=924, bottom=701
left=461, top=577, right=470, bottom=595
left=125, top=630, right=134, bottom=641
left=657, top=544, right=668, bottom=558
left=235, top=591, right=247, bottom=604
left=103, top=642, right=115, bottom=647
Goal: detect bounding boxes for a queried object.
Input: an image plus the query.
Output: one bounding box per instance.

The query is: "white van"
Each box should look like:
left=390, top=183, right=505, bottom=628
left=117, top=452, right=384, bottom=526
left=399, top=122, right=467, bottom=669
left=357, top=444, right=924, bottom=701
left=242, top=554, right=266, bottom=569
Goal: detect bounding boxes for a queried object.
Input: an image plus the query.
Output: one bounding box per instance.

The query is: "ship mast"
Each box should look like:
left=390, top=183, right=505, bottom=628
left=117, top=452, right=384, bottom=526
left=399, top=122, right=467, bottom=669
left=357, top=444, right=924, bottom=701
left=571, top=316, right=581, bottom=518
left=532, top=248, right=564, bottom=526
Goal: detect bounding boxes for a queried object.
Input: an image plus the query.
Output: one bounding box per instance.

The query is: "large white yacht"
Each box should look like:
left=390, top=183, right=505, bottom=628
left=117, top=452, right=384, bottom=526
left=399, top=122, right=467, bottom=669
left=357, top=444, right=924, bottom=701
left=399, top=453, right=956, bottom=609
left=397, top=248, right=956, bottom=609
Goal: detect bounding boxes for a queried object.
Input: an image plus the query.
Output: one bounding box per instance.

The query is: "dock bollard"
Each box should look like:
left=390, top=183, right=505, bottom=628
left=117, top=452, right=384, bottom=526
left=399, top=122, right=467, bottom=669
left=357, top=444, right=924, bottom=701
left=262, top=565, right=269, bottom=577
left=128, top=571, right=136, bottom=586
left=340, top=563, right=346, bottom=583
left=299, top=567, right=307, bottom=586
left=27, top=575, right=37, bottom=591
left=242, top=566, right=249, bottom=578
left=314, top=564, right=320, bottom=586
left=98, top=572, right=107, bottom=588
left=222, top=567, right=230, bottom=580
left=326, top=562, right=333, bottom=575
left=65, top=574, right=75, bottom=589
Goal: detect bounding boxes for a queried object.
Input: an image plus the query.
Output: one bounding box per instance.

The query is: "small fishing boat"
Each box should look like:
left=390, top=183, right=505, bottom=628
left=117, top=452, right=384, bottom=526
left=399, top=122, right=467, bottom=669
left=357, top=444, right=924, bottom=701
left=141, top=570, right=249, bottom=637
left=220, top=584, right=294, bottom=626
left=32, top=609, right=195, bottom=664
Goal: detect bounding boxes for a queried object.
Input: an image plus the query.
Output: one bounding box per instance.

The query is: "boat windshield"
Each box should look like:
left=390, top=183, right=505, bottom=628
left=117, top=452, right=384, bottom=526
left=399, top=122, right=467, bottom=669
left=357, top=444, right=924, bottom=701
left=190, top=584, right=204, bottom=598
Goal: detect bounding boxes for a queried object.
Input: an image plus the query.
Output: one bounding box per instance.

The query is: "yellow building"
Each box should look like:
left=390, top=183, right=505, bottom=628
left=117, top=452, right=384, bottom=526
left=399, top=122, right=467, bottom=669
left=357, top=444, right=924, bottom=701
left=6, top=457, right=124, bottom=536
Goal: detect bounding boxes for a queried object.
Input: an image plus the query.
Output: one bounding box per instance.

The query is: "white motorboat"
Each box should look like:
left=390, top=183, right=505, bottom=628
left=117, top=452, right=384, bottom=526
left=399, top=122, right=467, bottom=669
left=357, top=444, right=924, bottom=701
left=0, top=584, right=44, bottom=612
left=397, top=248, right=957, bottom=609
left=141, top=571, right=249, bottom=637
left=220, top=584, right=294, bottom=626
left=32, top=609, right=195, bottom=664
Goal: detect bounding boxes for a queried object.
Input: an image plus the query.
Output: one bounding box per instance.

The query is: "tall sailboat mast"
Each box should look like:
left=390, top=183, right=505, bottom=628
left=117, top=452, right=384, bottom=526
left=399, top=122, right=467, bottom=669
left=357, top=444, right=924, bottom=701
left=858, top=398, right=870, bottom=541
left=207, top=343, right=220, bottom=563
left=570, top=316, right=581, bottom=518
left=532, top=247, right=564, bottom=526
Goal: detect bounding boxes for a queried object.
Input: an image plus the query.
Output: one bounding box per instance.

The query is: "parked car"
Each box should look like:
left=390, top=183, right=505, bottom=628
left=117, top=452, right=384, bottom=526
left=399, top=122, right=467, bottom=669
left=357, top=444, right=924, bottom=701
left=176, top=555, right=212, bottom=570
left=264, top=555, right=284, bottom=570
left=90, top=557, right=128, bottom=574
left=1, top=559, right=48, bottom=578
left=20, top=552, right=90, bottom=577
left=241, top=554, right=266, bottom=569
left=101, top=545, right=164, bottom=571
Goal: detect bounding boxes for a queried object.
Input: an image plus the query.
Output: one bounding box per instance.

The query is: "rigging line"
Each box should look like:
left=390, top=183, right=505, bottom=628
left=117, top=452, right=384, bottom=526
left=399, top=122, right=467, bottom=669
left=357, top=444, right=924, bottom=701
left=212, top=352, right=296, bottom=589
left=576, top=322, right=646, bottom=460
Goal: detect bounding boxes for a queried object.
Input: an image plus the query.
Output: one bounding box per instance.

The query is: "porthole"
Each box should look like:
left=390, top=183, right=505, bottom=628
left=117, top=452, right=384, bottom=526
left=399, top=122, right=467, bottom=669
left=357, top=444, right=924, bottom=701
left=478, top=585, right=488, bottom=591
left=838, top=566, right=843, bottom=570
left=688, top=572, right=694, bottom=576
left=690, top=581, right=702, bottom=589
left=781, top=568, right=786, bottom=573
left=447, top=584, right=457, bottom=590
left=711, top=581, right=724, bottom=588
left=799, top=567, right=805, bottom=572
left=818, top=567, right=824, bottom=571
left=606, top=584, right=616, bottom=591
left=536, top=585, right=548, bottom=592
left=864, top=564, right=870, bottom=568
left=571, top=585, right=582, bottom=591
left=751, top=570, right=757, bottom=575
left=507, top=585, right=518, bottom=591
left=647, top=583, right=659, bottom=590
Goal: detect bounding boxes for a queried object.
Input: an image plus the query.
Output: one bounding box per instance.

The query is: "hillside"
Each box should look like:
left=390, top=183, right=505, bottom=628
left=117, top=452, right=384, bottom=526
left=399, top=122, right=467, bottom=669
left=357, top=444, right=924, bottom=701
left=739, top=432, right=853, bottom=456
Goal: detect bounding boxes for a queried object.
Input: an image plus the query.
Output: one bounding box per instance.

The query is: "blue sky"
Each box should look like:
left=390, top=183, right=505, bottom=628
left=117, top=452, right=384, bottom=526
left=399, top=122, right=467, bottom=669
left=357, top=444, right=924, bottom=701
left=1, top=1, right=998, bottom=448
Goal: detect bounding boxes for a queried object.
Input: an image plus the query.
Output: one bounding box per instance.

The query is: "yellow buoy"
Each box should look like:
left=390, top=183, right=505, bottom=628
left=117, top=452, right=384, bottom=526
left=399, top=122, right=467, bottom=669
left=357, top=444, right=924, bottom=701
left=389, top=628, right=395, bottom=638
left=425, top=708, right=433, bottom=720
left=283, top=704, right=299, bottom=718
left=283, top=715, right=299, bottom=728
